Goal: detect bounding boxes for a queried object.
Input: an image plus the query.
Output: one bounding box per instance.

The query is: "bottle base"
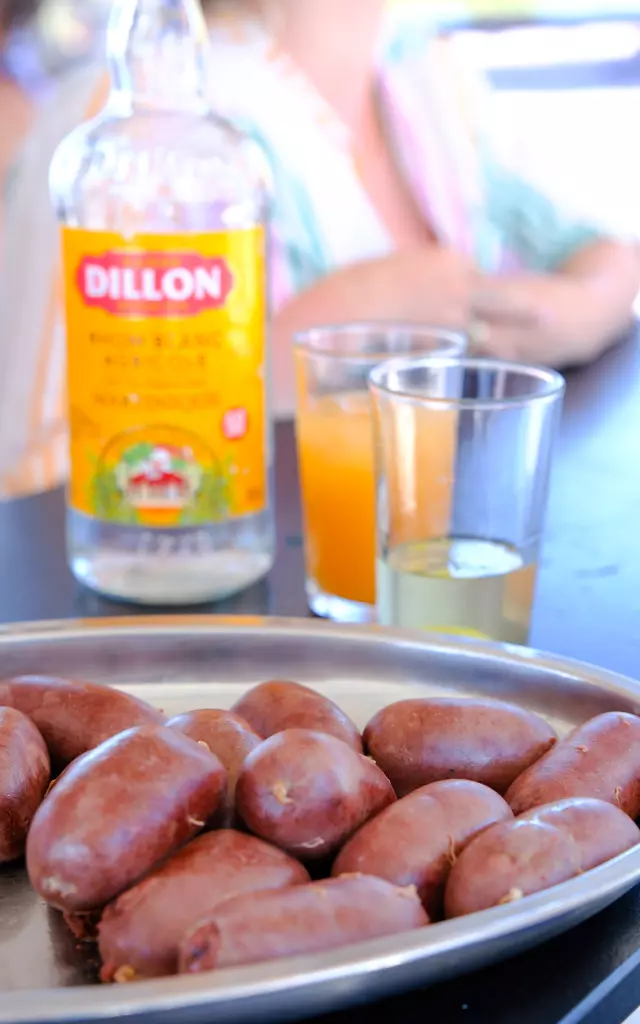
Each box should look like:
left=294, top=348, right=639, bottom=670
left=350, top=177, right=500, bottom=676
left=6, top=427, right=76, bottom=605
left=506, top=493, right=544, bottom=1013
left=71, top=550, right=273, bottom=606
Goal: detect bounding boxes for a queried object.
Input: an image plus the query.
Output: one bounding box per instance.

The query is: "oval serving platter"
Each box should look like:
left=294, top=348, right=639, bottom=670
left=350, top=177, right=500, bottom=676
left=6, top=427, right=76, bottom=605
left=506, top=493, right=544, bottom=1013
left=1, top=615, right=640, bottom=1024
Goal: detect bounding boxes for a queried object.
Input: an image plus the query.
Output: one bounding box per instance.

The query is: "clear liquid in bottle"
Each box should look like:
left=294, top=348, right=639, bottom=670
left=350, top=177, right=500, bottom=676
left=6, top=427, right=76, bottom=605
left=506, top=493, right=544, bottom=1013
left=50, top=0, right=274, bottom=604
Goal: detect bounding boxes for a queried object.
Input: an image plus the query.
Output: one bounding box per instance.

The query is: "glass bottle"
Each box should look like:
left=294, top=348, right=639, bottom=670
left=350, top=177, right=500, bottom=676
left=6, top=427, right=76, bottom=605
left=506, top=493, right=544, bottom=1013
left=50, top=0, right=274, bottom=605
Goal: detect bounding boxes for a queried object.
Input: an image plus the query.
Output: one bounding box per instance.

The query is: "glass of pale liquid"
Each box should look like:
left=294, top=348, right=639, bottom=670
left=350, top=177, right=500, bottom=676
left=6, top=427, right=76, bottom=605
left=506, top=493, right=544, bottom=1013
left=294, top=324, right=465, bottom=623
left=369, top=355, right=565, bottom=645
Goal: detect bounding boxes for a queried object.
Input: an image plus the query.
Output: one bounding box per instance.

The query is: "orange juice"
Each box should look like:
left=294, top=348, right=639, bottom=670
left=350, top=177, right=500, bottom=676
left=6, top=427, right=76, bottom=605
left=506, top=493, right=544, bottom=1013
left=297, top=393, right=377, bottom=606
left=296, top=392, right=457, bottom=608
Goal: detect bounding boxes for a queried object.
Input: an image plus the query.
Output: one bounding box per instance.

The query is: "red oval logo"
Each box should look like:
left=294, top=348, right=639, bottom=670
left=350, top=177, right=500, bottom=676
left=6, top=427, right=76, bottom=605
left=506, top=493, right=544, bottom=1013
left=76, top=250, right=235, bottom=318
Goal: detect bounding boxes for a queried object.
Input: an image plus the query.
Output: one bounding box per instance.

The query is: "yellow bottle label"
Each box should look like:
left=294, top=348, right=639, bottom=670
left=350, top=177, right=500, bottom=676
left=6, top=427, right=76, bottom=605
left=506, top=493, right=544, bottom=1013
left=62, top=225, right=267, bottom=529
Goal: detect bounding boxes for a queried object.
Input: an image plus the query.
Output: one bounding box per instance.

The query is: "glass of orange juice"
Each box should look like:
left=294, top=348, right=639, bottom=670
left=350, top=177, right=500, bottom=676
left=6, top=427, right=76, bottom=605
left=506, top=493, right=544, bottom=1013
left=294, top=324, right=465, bottom=622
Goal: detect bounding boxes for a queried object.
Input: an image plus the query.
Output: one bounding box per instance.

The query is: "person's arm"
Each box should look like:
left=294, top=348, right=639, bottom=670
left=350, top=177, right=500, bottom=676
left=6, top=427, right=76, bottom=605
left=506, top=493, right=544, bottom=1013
left=269, top=244, right=475, bottom=419
left=442, top=39, right=640, bottom=366
left=272, top=245, right=474, bottom=348
left=469, top=125, right=640, bottom=366
left=472, top=237, right=640, bottom=366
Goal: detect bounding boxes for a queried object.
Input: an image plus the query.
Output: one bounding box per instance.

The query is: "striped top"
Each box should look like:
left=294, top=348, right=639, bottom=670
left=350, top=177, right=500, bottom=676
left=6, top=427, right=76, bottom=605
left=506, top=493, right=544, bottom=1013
left=0, top=15, right=618, bottom=498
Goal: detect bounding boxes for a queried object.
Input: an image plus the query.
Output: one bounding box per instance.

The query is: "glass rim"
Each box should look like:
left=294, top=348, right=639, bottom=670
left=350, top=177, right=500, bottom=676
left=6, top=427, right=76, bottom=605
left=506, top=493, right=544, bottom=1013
left=369, top=355, right=566, bottom=411
left=293, top=321, right=465, bottom=362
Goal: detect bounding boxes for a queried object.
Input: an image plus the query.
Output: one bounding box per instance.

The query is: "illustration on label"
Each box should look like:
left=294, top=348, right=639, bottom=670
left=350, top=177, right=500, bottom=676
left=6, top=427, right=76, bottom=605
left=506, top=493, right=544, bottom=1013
left=88, top=426, right=234, bottom=528
left=63, top=226, right=266, bottom=528
left=118, top=443, right=201, bottom=512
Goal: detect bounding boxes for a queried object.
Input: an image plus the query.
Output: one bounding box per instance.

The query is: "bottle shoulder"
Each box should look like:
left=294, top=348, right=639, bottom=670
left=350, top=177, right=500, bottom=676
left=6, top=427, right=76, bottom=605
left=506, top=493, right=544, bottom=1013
left=50, top=104, right=271, bottom=229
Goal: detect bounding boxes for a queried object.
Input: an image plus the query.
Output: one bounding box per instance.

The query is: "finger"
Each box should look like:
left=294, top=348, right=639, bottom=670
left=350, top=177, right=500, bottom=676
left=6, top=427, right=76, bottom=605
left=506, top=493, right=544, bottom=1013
left=470, top=322, right=534, bottom=362
left=471, top=286, right=543, bottom=329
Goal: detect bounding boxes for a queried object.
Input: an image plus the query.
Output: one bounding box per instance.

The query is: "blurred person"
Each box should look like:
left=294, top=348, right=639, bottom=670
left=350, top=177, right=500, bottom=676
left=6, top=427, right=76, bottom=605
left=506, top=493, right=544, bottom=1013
left=0, top=60, right=32, bottom=191
left=0, top=0, right=104, bottom=497
left=1, top=0, right=639, bottom=498
left=206, top=0, right=639, bottom=408
left=0, top=1, right=40, bottom=223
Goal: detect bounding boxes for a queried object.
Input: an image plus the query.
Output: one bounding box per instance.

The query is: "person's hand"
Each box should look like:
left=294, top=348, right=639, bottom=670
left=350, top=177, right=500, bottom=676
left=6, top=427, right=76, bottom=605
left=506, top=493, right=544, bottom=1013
left=469, top=239, right=640, bottom=367
left=399, top=245, right=476, bottom=331
left=273, top=244, right=477, bottom=354
left=270, top=244, right=477, bottom=418
left=469, top=275, right=562, bottom=357
left=470, top=274, right=613, bottom=366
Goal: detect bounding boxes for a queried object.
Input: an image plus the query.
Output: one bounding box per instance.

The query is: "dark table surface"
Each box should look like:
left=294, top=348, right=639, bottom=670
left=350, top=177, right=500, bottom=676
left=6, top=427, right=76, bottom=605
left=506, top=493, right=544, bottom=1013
left=1, top=330, right=640, bottom=1024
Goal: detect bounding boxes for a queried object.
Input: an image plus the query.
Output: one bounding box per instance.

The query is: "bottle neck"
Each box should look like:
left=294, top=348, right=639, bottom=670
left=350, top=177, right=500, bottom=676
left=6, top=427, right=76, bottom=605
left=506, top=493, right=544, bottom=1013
left=107, top=0, right=211, bottom=113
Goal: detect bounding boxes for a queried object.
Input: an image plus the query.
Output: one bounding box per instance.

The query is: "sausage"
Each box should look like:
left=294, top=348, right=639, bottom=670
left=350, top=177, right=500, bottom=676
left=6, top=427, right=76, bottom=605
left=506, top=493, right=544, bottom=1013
left=167, top=710, right=261, bottom=825
left=236, top=729, right=395, bottom=860
left=445, top=818, right=577, bottom=919
left=232, top=681, right=362, bottom=752
left=364, top=698, right=557, bottom=797
left=98, top=830, right=310, bottom=981
left=506, top=712, right=640, bottom=818
left=179, top=875, right=429, bottom=973
left=0, top=707, right=50, bottom=863
left=530, top=799, right=640, bottom=868
left=332, top=780, right=513, bottom=918
left=0, top=675, right=164, bottom=771
left=444, top=797, right=640, bottom=918
left=26, top=725, right=226, bottom=912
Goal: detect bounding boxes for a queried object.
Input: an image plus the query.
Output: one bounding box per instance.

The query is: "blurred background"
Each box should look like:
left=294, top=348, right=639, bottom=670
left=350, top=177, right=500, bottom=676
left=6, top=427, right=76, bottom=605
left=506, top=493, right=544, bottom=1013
left=3, top=0, right=638, bottom=235
left=6, top=0, right=640, bottom=84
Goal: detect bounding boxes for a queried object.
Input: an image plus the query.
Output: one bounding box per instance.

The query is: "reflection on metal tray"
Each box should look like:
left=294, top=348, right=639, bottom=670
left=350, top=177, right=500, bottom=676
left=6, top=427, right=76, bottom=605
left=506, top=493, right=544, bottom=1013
left=1, top=616, right=640, bottom=1024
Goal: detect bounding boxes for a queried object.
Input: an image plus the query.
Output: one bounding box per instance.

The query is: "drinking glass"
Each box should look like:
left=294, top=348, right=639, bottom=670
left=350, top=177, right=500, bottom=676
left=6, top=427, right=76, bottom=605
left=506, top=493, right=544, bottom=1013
left=369, top=355, right=565, bottom=644
left=294, top=324, right=465, bottom=623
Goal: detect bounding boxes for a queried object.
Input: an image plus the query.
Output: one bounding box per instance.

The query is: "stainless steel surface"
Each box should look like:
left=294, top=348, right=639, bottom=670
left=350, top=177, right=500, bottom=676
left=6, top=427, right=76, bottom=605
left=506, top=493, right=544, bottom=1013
left=1, top=615, right=640, bottom=1024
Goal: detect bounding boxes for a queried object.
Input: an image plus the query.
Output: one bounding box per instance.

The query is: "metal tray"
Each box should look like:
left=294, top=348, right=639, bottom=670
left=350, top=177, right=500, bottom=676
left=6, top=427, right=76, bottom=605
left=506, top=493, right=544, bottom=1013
left=1, top=615, right=640, bottom=1024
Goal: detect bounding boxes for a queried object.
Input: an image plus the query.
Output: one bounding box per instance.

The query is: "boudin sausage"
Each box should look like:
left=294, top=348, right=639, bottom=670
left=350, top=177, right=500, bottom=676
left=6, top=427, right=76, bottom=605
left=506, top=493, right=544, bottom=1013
left=236, top=729, right=395, bottom=860
left=444, top=797, right=640, bottom=918
left=167, top=710, right=261, bottom=825
left=364, top=697, right=557, bottom=797
left=506, top=712, right=640, bottom=818
left=232, top=681, right=362, bottom=752
left=179, top=875, right=429, bottom=973
left=26, top=725, right=225, bottom=912
left=333, top=780, right=513, bottom=918
left=0, top=707, right=50, bottom=863
left=0, top=675, right=164, bottom=771
left=98, top=830, right=310, bottom=981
